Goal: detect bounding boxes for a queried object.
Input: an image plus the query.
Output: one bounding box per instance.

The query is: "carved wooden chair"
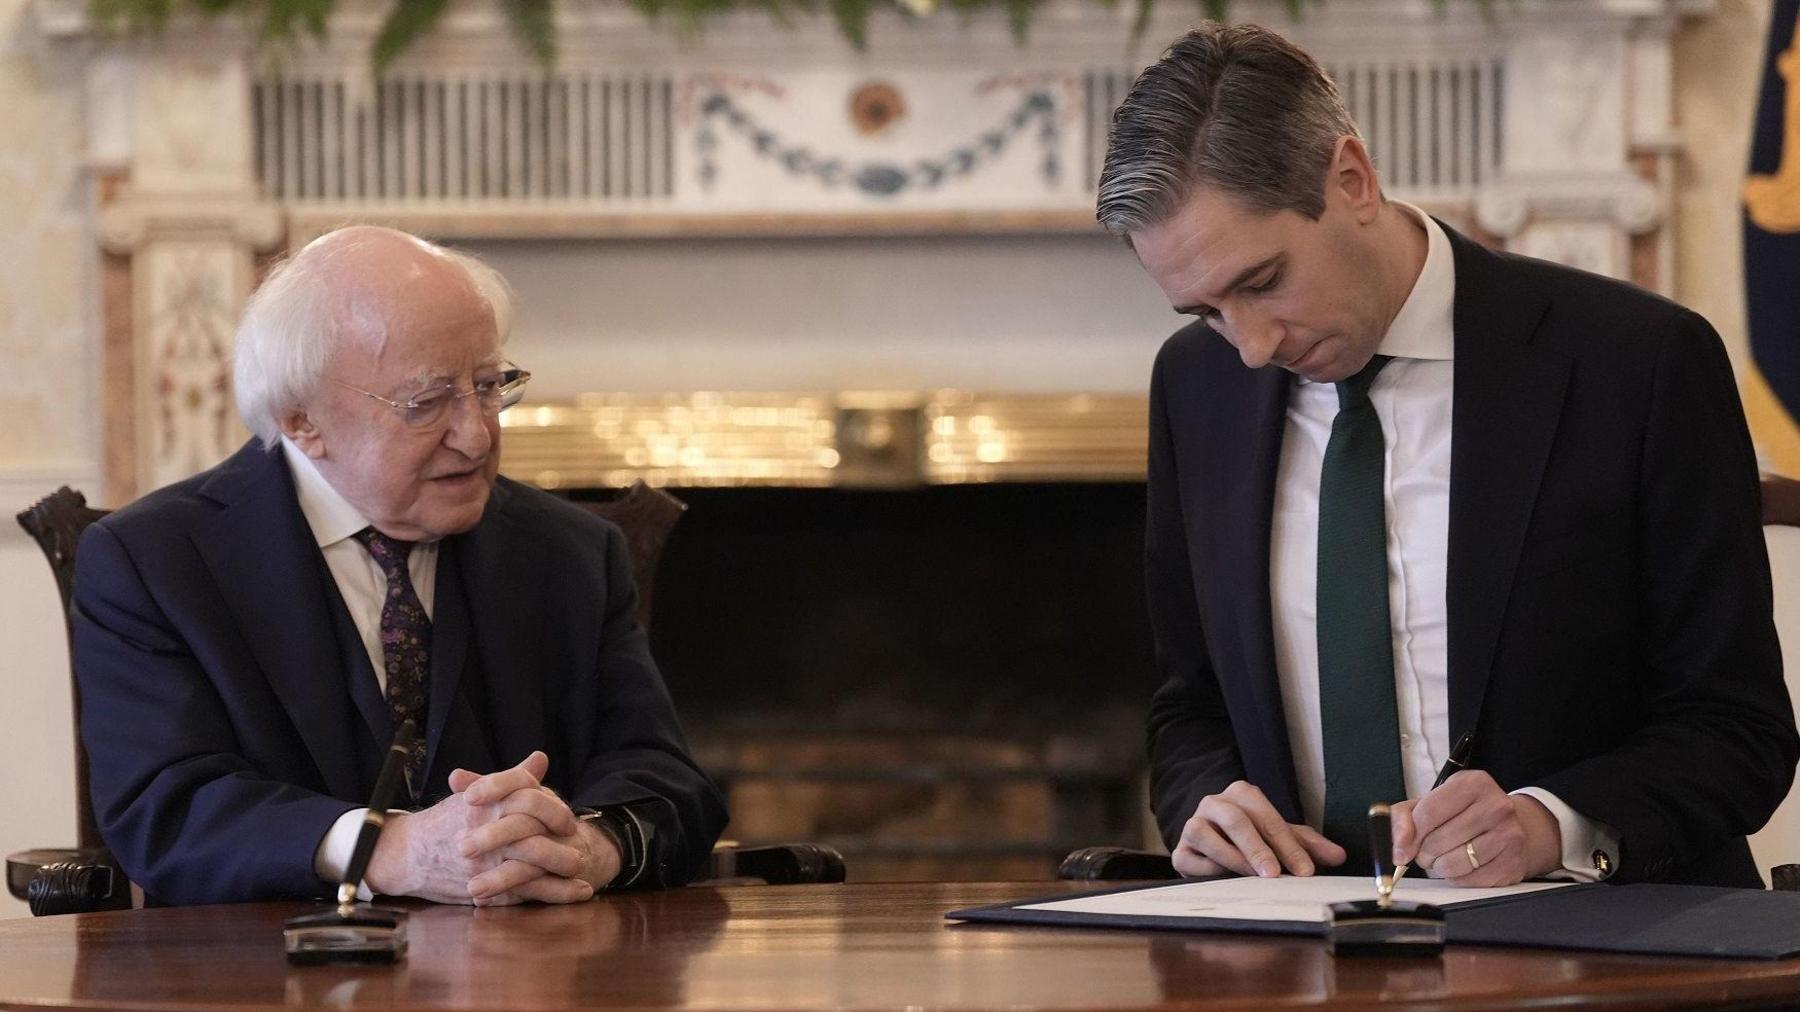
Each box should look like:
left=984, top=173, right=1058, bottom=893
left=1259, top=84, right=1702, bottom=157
left=1057, top=846, right=1176, bottom=882
left=9, top=482, right=841, bottom=915
left=7, top=488, right=129, bottom=915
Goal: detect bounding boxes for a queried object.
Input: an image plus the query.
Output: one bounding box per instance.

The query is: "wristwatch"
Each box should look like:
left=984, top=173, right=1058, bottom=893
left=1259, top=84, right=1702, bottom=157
left=577, top=805, right=654, bottom=890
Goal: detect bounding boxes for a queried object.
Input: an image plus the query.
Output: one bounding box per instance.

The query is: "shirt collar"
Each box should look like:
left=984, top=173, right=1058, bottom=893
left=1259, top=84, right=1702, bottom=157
left=1377, top=201, right=1455, bottom=362
left=280, top=437, right=373, bottom=550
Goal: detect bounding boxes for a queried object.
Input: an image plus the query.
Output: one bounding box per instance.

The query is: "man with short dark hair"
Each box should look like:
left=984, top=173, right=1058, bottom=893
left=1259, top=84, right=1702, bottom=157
left=73, top=226, right=727, bottom=905
left=1105, top=24, right=1798, bottom=887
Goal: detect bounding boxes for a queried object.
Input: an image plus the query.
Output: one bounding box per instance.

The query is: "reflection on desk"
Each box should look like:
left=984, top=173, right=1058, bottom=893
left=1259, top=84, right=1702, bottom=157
left=1, top=882, right=1798, bottom=1009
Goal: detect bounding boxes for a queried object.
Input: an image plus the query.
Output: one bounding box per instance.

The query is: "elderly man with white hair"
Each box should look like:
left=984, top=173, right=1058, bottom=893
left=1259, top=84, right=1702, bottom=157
left=70, top=225, right=727, bottom=906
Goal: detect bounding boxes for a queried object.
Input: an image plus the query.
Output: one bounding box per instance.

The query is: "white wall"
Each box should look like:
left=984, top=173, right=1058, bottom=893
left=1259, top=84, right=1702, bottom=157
left=0, top=537, right=79, bottom=919
left=0, top=0, right=99, bottom=919
left=476, top=233, right=1175, bottom=397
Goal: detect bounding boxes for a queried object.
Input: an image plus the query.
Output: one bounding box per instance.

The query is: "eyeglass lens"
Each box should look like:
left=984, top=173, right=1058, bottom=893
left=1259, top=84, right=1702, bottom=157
left=401, top=370, right=529, bottom=427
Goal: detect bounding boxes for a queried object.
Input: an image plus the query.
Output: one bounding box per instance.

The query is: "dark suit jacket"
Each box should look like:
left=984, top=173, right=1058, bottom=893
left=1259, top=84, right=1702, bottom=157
left=72, top=440, right=728, bottom=905
left=1146, top=223, right=1800, bottom=887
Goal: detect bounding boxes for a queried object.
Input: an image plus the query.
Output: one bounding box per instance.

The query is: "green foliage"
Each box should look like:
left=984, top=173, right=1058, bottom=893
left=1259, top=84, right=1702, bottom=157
left=90, top=0, right=175, bottom=30
left=372, top=0, right=451, bottom=70
left=261, top=0, right=333, bottom=38
left=503, top=0, right=557, bottom=64
left=828, top=0, right=871, bottom=48
left=88, top=0, right=1261, bottom=64
left=1002, top=0, right=1031, bottom=43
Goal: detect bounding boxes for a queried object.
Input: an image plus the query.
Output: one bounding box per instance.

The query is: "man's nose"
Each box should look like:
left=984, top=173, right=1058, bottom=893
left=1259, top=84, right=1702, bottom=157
left=443, top=392, right=493, bottom=457
left=1220, top=307, right=1284, bottom=370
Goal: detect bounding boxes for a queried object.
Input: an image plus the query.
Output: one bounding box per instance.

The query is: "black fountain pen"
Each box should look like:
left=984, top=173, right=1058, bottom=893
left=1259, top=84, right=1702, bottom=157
left=285, top=719, right=418, bottom=965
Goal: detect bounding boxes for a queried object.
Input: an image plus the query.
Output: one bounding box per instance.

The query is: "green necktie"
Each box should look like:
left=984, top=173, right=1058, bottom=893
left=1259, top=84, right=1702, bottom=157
left=1316, top=354, right=1404, bottom=875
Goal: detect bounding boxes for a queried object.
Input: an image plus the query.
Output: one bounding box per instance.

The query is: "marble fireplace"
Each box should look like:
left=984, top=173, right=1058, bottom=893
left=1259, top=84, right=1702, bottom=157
left=30, top=0, right=1707, bottom=878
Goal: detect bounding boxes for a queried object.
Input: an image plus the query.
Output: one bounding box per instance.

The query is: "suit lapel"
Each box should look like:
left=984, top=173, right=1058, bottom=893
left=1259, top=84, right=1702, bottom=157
left=423, top=537, right=472, bottom=784
left=321, top=563, right=391, bottom=763
left=1196, top=357, right=1305, bottom=822
left=1444, top=227, right=1568, bottom=743
left=450, top=481, right=546, bottom=768
left=193, top=442, right=366, bottom=802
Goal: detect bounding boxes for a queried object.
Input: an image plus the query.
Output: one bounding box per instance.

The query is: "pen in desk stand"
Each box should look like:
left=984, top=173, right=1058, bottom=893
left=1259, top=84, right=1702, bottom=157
left=1369, top=803, right=1398, bottom=910
left=283, top=719, right=418, bottom=965
left=1323, top=801, right=1447, bottom=957
left=335, top=718, right=418, bottom=911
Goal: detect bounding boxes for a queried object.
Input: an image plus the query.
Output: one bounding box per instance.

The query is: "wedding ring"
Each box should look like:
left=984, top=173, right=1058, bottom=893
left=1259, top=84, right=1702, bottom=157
left=1465, top=841, right=1482, bottom=871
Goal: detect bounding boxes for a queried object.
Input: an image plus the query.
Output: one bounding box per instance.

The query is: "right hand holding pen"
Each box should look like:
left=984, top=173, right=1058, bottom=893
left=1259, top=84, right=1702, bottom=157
left=1173, top=780, right=1346, bottom=878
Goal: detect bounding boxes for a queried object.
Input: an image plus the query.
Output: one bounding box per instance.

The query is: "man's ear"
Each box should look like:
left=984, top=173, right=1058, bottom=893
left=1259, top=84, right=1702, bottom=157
left=1325, top=135, right=1382, bottom=224
left=279, top=409, right=327, bottom=459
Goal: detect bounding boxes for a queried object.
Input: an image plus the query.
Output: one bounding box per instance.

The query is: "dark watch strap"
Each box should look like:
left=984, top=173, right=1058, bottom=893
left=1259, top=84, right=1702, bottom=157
left=578, top=806, right=654, bottom=889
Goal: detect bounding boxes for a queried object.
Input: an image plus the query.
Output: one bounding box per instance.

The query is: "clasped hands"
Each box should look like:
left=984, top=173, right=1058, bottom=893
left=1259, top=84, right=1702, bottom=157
left=1172, top=773, right=1562, bottom=886
left=364, top=751, right=622, bottom=906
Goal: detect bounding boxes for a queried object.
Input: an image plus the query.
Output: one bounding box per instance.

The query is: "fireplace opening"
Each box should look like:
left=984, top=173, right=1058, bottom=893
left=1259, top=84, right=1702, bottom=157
left=575, top=482, right=1160, bottom=881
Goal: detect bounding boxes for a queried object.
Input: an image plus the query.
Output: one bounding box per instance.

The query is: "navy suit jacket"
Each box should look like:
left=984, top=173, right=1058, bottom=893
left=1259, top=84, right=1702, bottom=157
left=1146, top=224, right=1800, bottom=887
left=72, top=440, right=728, bottom=905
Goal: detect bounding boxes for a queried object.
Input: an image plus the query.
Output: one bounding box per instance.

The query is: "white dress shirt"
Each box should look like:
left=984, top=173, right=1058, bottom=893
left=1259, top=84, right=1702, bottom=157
left=1267, top=204, right=1616, bottom=881
left=281, top=438, right=437, bottom=889
left=281, top=438, right=438, bottom=689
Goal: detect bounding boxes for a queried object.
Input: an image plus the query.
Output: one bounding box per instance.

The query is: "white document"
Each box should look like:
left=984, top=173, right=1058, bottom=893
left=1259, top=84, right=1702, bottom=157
left=1020, top=877, right=1573, bottom=924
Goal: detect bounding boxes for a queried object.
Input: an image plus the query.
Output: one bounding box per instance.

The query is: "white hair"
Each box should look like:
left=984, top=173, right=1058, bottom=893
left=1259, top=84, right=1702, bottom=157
left=232, top=230, right=515, bottom=445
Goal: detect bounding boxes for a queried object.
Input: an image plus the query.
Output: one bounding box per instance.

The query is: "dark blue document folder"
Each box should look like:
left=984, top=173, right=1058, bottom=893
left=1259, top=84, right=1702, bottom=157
left=1445, top=883, right=1800, bottom=959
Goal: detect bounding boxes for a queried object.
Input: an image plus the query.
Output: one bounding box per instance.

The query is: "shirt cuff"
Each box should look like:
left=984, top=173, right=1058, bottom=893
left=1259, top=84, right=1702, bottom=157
left=313, top=807, right=377, bottom=901
left=1512, top=787, right=1618, bottom=882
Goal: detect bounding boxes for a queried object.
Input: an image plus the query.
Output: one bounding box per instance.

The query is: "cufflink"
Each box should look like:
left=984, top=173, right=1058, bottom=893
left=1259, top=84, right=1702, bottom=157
left=1591, top=849, right=1613, bottom=878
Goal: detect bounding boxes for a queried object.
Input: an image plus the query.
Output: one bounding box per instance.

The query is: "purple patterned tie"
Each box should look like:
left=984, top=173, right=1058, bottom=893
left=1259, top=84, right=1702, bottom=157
left=353, top=527, right=430, bottom=794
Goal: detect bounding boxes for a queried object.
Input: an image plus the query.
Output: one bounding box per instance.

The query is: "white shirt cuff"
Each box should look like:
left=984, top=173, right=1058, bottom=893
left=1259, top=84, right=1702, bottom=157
left=313, top=807, right=378, bottom=901
left=1512, top=787, right=1618, bottom=882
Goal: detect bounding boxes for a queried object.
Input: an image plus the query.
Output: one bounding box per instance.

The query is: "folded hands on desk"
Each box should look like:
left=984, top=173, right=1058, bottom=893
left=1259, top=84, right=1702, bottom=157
left=363, top=751, right=623, bottom=906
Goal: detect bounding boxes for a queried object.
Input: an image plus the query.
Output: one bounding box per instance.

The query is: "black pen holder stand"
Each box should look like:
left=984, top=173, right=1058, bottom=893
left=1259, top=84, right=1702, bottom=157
left=1326, top=899, right=1445, bottom=957
left=284, top=903, right=409, bottom=965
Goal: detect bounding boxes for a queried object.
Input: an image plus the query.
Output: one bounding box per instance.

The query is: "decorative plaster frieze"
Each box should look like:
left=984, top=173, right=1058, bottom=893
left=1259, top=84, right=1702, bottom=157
left=133, top=242, right=252, bottom=490
left=1507, top=221, right=1631, bottom=279
left=97, top=193, right=284, bottom=254
left=1474, top=173, right=1665, bottom=238
left=133, top=60, right=257, bottom=193
left=32, top=0, right=1715, bottom=61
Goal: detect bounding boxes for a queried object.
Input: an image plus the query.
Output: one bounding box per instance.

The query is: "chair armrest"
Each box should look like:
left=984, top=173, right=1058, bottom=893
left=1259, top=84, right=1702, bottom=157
left=709, top=843, right=847, bottom=885
left=1772, top=864, right=1800, bottom=891
left=1058, top=847, right=1178, bottom=882
left=8, top=848, right=130, bottom=915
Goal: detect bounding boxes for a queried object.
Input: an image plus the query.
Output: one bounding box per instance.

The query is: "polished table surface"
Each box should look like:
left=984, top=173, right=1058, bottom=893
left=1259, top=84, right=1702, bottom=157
left=5, top=881, right=1800, bottom=1010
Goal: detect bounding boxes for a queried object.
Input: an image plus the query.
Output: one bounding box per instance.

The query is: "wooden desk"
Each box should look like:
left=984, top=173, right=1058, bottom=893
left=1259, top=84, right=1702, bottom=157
left=2, top=881, right=1799, bottom=1010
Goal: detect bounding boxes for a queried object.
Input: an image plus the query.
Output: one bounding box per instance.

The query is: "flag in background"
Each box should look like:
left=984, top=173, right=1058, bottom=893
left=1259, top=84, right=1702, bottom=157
left=1745, top=0, right=1800, bottom=473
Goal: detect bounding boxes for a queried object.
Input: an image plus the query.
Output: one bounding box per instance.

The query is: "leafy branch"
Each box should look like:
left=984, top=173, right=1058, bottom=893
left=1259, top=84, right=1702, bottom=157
left=89, top=0, right=1238, bottom=70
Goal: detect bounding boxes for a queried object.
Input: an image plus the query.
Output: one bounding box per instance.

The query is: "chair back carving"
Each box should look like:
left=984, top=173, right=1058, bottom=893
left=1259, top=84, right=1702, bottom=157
left=17, top=488, right=110, bottom=634
left=574, top=481, right=687, bottom=634
left=17, top=488, right=111, bottom=851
